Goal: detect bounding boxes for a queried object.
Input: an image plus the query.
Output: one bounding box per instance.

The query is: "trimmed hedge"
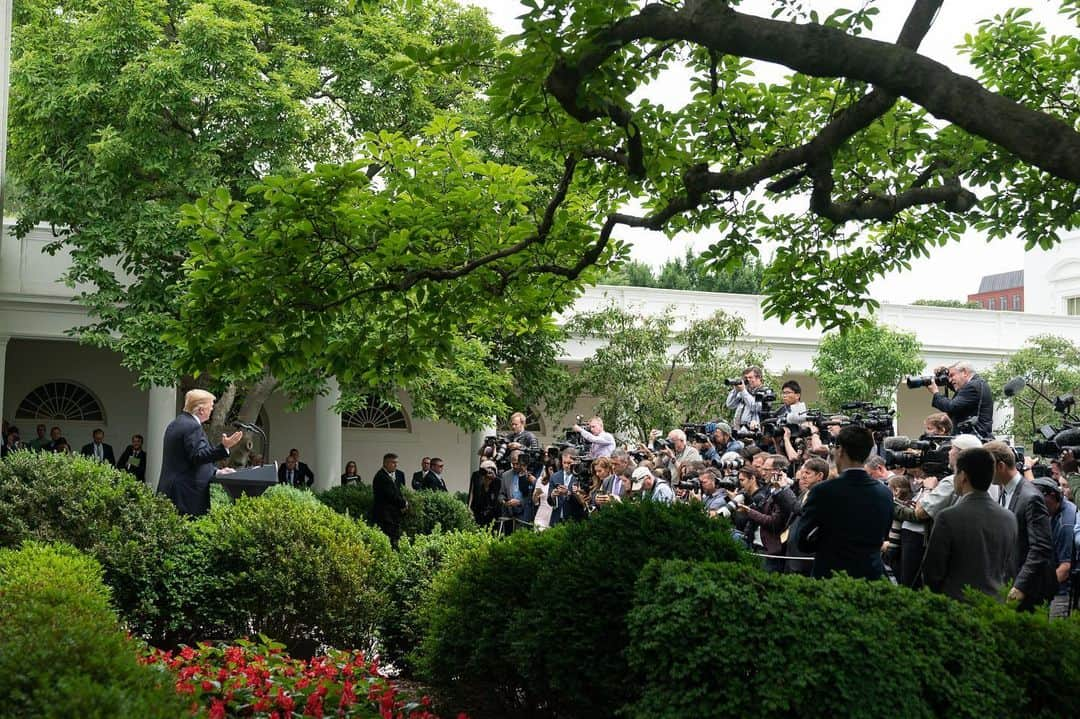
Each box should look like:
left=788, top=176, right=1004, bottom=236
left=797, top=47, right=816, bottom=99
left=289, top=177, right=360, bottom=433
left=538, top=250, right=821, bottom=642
left=380, top=528, right=498, bottom=673
left=179, top=491, right=395, bottom=653
left=626, top=559, right=1080, bottom=719
left=0, top=451, right=191, bottom=642
left=0, top=541, right=187, bottom=718
left=318, top=484, right=477, bottom=539
left=417, top=502, right=751, bottom=717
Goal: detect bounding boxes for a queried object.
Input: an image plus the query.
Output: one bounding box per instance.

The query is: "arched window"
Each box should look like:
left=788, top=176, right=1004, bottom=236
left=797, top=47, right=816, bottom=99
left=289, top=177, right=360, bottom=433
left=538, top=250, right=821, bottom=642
left=16, top=381, right=106, bottom=422
left=342, top=396, right=409, bottom=430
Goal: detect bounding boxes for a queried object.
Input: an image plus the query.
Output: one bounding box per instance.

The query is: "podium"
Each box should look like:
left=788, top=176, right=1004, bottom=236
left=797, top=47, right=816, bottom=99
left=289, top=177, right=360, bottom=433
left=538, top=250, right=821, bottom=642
left=212, top=463, right=278, bottom=500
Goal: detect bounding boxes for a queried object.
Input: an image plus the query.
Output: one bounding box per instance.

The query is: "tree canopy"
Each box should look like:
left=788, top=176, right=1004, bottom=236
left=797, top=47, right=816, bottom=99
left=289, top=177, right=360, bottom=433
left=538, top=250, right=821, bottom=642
left=811, top=321, right=924, bottom=411
left=596, top=248, right=764, bottom=294
left=468, top=0, right=1079, bottom=328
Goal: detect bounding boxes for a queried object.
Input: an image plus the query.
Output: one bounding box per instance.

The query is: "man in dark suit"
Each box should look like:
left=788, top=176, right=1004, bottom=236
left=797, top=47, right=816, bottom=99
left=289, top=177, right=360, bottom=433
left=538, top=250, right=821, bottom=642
left=548, top=449, right=588, bottom=526
left=921, top=447, right=1017, bottom=600
left=411, top=457, right=430, bottom=490
left=158, top=389, right=243, bottom=517
left=421, top=457, right=449, bottom=492
left=498, top=450, right=535, bottom=533
left=797, top=426, right=894, bottom=580
left=926, top=361, right=994, bottom=437
left=986, top=441, right=1055, bottom=611
left=372, top=453, right=408, bottom=547
left=80, top=428, right=116, bottom=466
left=116, top=434, right=148, bottom=483
left=277, top=454, right=314, bottom=488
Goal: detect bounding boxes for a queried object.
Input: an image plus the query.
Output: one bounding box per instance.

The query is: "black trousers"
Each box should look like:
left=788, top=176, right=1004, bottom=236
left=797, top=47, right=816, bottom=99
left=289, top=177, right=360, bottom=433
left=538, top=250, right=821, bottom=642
left=899, top=528, right=925, bottom=589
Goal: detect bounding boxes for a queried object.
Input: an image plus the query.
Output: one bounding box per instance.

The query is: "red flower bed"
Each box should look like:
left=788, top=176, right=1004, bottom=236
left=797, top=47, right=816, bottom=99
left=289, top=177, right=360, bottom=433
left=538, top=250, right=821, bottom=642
left=141, top=639, right=465, bottom=719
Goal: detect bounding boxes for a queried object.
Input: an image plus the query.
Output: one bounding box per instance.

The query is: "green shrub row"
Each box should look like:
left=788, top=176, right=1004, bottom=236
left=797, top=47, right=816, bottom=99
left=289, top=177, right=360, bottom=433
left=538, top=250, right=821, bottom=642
left=0, top=541, right=187, bottom=718
left=317, top=483, right=477, bottom=536
left=416, top=501, right=753, bottom=717
left=625, top=559, right=1080, bottom=719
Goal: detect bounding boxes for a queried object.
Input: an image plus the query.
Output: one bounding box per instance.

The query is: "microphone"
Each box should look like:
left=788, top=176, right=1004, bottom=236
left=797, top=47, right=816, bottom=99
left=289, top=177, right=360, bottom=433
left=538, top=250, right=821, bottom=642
left=1053, top=426, right=1080, bottom=447
left=882, top=436, right=914, bottom=451
left=1003, top=376, right=1027, bottom=398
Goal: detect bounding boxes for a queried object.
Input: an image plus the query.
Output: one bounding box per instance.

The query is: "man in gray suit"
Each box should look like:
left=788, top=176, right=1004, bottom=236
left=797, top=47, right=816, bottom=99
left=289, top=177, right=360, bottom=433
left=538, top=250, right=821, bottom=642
left=921, top=447, right=1017, bottom=600
left=986, top=441, right=1056, bottom=612
left=498, top=450, right=535, bottom=534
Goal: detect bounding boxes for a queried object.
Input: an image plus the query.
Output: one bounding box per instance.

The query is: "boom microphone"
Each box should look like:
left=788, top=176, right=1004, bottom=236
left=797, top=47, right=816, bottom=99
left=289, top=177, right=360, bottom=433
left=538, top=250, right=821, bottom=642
left=1003, top=376, right=1027, bottom=398
left=1053, top=426, right=1080, bottom=448
left=882, top=436, right=913, bottom=451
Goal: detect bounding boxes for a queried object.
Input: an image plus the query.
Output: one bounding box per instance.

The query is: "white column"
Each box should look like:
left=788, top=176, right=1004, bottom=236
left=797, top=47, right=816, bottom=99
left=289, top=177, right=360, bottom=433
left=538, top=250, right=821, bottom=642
left=313, top=377, right=341, bottom=493
left=0, top=335, right=9, bottom=422
left=470, top=417, right=498, bottom=474
left=146, top=384, right=176, bottom=491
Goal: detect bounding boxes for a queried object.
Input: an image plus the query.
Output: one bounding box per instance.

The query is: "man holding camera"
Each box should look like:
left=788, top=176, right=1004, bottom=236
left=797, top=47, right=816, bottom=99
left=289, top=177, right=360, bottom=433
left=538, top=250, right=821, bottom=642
left=548, top=449, right=588, bottom=525
left=572, top=416, right=616, bottom=459
left=725, top=366, right=766, bottom=430
left=693, top=468, right=732, bottom=517
left=797, top=426, right=894, bottom=580
left=505, top=411, right=539, bottom=451
left=712, top=421, right=744, bottom=455
left=925, top=361, right=994, bottom=438
left=498, top=450, right=536, bottom=534
left=655, top=428, right=701, bottom=481
left=632, top=465, right=675, bottom=504
left=739, top=461, right=797, bottom=572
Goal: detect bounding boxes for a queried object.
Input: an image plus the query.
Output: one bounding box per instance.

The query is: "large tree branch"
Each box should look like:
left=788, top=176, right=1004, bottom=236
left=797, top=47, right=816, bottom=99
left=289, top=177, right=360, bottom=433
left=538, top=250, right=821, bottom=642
left=547, top=0, right=1080, bottom=184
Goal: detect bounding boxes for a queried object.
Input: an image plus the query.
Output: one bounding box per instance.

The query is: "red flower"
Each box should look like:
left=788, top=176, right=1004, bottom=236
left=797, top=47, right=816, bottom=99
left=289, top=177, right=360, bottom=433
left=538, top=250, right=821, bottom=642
left=180, top=646, right=197, bottom=661
left=303, top=691, right=324, bottom=718
left=209, top=698, right=227, bottom=719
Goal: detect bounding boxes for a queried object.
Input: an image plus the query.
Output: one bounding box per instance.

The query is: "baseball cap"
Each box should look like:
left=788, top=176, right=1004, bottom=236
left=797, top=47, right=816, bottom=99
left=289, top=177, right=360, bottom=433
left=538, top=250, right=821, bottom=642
left=479, top=459, right=497, bottom=472
left=1032, top=477, right=1061, bottom=495
left=631, top=465, right=653, bottom=491
left=714, top=421, right=732, bottom=435
left=950, top=434, right=983, bottom=451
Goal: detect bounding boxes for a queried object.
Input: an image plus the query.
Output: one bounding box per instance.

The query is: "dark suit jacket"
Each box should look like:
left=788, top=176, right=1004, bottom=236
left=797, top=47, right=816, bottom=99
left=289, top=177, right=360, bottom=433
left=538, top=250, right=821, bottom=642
left=411, top=470, right=426, bottom=491
left=422, top=470, right=448, bottom=492
left=921, top=491, right=1017, bottom=600
left=797, top=468, right=894, bottom=580
left=499, top=469, right=535, bottom=524
left=547, top=470, right=587, bottom=525
left=372, top=467, right=408, bottom=541
left=278, top=462, right=314, bottom=488
left=81, top=442, right=116, bottom=466
left=931, top=374, right=994, bottom=437
left=117, top=446, right=147, bottom=483
left=1003, top=478, right=1056, bottom=605
left=157, top=413, right=228, bottom=517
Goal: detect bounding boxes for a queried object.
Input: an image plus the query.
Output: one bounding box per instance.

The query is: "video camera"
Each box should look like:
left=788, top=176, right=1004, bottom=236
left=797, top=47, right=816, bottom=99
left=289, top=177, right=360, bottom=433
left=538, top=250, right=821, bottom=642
left=905, top=368, right=950, bottom=390
left=882, top=435, right=952, bottom=477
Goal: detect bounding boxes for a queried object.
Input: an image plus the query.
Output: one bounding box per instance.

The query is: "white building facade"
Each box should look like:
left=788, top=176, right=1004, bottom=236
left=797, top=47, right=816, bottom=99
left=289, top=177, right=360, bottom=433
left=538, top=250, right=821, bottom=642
left=3, top=222, right=1080, bottom=493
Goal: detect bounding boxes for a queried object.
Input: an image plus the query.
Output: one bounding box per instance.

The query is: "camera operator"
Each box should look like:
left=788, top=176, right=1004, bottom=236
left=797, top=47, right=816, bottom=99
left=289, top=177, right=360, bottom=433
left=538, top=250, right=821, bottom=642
left=712, top=421, right=744, bottom=455
left=692, top=468, right=732, bottom=517
left=505, top=411, right=539, bottom=451
left=572, top=416, right=616, bottom=459
left=924, top=361, right=994, bottom=438
left=732, top=466, right=771, bottom=535
left=695, top=431, right=719, bottom=463
left=547, top=449, right=588, bottom=526
left=498, top=450, right=536, bottom=534
left=739, top=460, right=797, bottom=572
left=775, top=380, right=807, bottom=424
left=725, top=366, right=766, bottom=430
left=653, top=428, right=701, bottom=481
left=632, top=465, right=675, bottom=505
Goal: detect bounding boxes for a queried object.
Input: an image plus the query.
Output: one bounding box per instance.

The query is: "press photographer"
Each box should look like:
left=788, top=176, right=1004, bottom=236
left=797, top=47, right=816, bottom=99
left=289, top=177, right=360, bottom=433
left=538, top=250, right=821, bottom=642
left=738, top=460, right=797, bottom=572
left=912, top=361, right=994, bottom=438
left=725, top=366, right=774, bottom=430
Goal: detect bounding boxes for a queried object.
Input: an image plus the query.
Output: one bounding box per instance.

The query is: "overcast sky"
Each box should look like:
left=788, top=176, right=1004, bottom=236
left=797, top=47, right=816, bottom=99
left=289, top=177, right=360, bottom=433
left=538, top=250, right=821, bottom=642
left=465, top=0, right=1073, bottom=304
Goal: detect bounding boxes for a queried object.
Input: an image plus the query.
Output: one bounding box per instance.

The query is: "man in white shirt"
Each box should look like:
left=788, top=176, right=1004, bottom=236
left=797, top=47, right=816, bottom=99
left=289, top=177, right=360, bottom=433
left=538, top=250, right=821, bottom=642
left=573, top=416, right=615, bottom=459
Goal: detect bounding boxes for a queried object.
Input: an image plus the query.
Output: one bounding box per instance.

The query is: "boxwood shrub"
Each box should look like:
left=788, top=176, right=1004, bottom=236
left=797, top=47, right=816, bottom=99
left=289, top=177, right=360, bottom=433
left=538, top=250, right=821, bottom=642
left=380, top=528, right=497, bottom=673
left=625, top=559, right=1080, bottom=719
left=182, top=491, right=395, bottom=653
left=417, top=502, right=751, bottom=718
left=318, top=484, right=476, bottom=539
left=0, top=541, right=187, bottom=718
left=0, top=451, right=191, bottom=643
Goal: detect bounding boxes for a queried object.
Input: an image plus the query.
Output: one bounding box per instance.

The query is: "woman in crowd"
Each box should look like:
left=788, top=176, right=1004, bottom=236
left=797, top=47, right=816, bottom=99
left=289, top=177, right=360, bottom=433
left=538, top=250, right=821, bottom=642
left=341, top=460, right=362, bottom=486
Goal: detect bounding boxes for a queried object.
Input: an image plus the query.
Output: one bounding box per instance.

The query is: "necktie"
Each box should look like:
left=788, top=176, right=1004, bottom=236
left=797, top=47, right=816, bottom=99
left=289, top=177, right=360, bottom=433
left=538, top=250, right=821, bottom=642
left=999, top=488, right=1007, bottom=507
left=96, top=444, right=102, bottom=461
left=288, top=470, right=294, bottom=485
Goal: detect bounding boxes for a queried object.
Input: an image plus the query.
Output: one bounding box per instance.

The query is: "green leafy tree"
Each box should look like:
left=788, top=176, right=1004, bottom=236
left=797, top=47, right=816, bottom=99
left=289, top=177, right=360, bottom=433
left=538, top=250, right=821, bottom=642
left=8, top=0, right=574, bottom=428
left=472, top=0, right=1080, bottom=329
left=550, top=305, right=768, bottom=440
left=598, top=249, right=764, bottom=294
left=174, top=118, right=614, bottom=428
left=986, top=334, right=1080, bottom=439
left=812, top=321, right=924, bottom=411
